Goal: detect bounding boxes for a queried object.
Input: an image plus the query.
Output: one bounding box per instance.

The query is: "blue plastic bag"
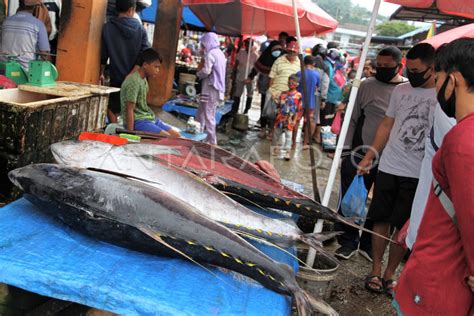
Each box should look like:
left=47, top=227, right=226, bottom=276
left=341, top=175, right=368, bottom=224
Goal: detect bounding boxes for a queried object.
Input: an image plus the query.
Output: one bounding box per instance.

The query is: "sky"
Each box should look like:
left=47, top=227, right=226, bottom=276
left=351, top=0, right=401, bottom=17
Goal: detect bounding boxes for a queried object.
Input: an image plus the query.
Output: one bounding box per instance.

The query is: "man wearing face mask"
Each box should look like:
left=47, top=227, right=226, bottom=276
left=405, top=44, right=457, bottom=252
left=394, top=38, right=474, bottom=316
left=265, top=40, right=301, bottom=139
left=246, top=40, right=285, bottom=135
left=357, top=43, right=438, bottom=296
left=334, top=46, right=406, bottom=261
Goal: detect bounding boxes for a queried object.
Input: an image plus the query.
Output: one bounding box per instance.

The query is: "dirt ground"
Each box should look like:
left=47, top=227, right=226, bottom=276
left=194, top=98, right=400, bottom=316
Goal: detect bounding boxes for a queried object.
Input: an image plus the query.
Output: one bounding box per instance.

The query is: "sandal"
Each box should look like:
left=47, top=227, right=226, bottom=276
left=364, top=275, right=385, bottom=294
left=384, top=279, right=397, bottom=298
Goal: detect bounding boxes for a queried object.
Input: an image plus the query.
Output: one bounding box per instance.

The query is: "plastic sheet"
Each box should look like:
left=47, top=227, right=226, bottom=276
left=0, top=198, right=296, bottom=316
left=162, top=101, right=233, bottom=125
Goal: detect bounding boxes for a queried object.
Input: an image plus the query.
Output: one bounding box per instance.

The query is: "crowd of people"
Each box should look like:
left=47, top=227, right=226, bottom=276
left=220, top=27, right=474, bottom=315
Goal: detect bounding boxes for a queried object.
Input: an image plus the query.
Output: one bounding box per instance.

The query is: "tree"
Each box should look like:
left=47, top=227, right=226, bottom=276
left=313, top=0, right=386, bottom=25
left=376, top=21, right=417, bottom=37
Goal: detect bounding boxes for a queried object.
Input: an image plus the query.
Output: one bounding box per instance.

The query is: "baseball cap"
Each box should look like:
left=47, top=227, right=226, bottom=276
left=287, top=41, right=299, bottom=53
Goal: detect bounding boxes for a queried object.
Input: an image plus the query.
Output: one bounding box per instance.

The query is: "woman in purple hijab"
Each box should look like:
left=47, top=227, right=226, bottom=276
left=196, top=32, right=226, bottom=145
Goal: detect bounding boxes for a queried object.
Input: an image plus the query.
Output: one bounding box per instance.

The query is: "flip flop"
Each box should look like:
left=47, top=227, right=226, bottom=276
left=364, top=275, right=385, bottom=294
left=385, top=279, right=397, bottom=298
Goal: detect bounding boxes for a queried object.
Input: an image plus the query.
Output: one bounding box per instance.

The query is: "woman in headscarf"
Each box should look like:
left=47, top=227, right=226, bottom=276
left=196, top=32, right=226, bottom=145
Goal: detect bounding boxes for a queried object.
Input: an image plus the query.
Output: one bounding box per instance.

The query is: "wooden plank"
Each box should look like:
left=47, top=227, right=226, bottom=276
left=56, top=0, right=108, bottom=84
left=52, top=103, right=68, bottom=142
left=18, top=82, right=120, bottom=97
left=148, top=0, right=183, bottom=106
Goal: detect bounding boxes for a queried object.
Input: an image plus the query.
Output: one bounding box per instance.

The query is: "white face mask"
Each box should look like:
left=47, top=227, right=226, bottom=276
left=271, top=50, right=282, bottom=58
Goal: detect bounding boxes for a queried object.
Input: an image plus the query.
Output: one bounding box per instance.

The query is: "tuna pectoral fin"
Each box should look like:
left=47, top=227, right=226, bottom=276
left=294, top=290, right=338, bottom=316
left=86, top=168, right=163, bottom=186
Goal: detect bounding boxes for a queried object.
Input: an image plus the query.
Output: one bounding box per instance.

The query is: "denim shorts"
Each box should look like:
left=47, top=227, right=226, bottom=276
left=134, top=119, right=172, bottom=133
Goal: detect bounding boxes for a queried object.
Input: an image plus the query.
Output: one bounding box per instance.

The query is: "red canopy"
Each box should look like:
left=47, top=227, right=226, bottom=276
left=182, top=0, right=338, bottom=37
left=385, top=0, right=474, bottom=19
left=421, top=23, right=474, bottom=48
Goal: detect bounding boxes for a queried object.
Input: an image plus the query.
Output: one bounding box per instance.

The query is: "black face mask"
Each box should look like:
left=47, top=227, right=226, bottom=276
left=375, top=66, right=398, bottom=83
left=407, top=68, right=430, bottom=88
left=437, top=76, right=456, bottom=118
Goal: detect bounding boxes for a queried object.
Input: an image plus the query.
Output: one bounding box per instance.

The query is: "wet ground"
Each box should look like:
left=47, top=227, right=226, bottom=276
left=167, top=97, right=399, bottom=316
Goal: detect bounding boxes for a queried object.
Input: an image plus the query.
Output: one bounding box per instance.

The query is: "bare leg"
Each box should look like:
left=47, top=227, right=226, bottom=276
left=313, top=125, right=321, bottom=143
left=370, top=222, right=391, bottom=277
left=304, top=110, right=316, bottom=146
left=383, top=229, right=407, bottom=281
left=291, top=120, right=301, bottom=150
left=107, top=109, right=118, bottom=124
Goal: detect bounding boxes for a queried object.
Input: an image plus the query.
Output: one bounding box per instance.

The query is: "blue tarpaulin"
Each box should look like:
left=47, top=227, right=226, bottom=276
left=162, top=100, right=233, bottom=125
left=139, top=2, right=205, bottom=28
left=0, top=198, right=296, bottom=315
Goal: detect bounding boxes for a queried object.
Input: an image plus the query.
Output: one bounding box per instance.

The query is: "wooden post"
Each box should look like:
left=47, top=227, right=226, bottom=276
left=55, top=0, right=107, bottom=84
left=148, top=0, right=183, bottom=107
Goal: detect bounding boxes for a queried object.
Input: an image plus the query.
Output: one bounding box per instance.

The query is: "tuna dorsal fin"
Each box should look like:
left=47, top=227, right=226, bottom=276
left=136, top=225, right=237, bottom=290
left=86, top=167, right=163, bottom=187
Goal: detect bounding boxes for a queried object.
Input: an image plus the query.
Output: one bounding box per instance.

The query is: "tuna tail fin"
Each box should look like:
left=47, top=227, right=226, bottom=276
left=294, top=290, right=339, bottom=316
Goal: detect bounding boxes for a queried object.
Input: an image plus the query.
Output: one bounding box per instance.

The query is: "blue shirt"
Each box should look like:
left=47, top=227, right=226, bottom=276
left=324, top=59, right=342, bottom=104
left=0, top=12, right=50, bottom=71
left=297, top=68, right=320, bottom=110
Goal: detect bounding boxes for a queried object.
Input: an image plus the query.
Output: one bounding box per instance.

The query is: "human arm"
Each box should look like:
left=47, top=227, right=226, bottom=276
left=246, top=67, right=258, bottom=82
left=126, top=102, right=135, bottom=131
left=468, top=276, right=474, bottom=291
left=443, top=146, right=474, bottom=282
left=196, top=53, right=215, bottom=79
left=141, top=27, right=151, bottom=51
left=268, top=59, right=279, bottom=95
left=99, top=65, right=106, bottom=85
left=320, top=71, right=329, bottom=105
left=100, top=30, right=108, bottom=84
left=343, top=82, right=365, bottom=151
left=37, top=21, right=50, bottom=56
left=357, top=116, right=395, bottom=174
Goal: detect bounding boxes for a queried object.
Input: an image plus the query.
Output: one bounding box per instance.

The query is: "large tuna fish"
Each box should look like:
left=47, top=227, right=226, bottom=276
left=51, top=140, right=381, bottom=241
left=9, top=164, right=338, bottom=316
left=50, top=140, right=339, bottom=255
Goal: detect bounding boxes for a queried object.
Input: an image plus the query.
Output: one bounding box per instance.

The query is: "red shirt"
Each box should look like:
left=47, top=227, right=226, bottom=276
left=395, top=112, right=474, bottom=315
